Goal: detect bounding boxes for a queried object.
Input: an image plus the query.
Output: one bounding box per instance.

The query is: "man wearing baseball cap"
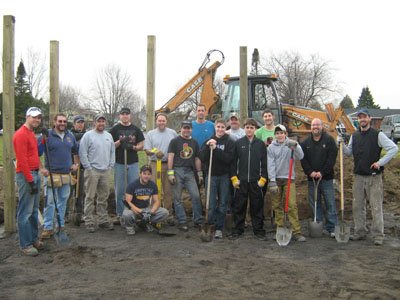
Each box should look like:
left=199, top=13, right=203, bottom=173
left=109, top=107, right=145, bottom=225
left=13, top=107, right=47, bottom=255
left=226, top=112, right=245, bottom=141
left=341, top=108, right=398, bottom=245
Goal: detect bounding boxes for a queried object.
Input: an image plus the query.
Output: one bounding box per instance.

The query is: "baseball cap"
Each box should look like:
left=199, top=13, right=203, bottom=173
left=181, top=121, right=192, bottom=128
left=229, top=112, right=240, bottom=120
left=274, top=124, right=287, bottom=133
left=120, top=107, right=131, bottom=114
left=26, top=107, right=42, bottom=117
left=73, top=115, right=85, bottom=123
left=140, top=164, right=152, bottom=173
left=356, top=108, right=370, bottom=116
left=94, top=114, right=106, bottom=121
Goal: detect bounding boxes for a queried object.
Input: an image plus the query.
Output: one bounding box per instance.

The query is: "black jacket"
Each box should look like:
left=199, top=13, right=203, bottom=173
left=199, top=134, right=235, bottom=176
left=230, top=136, right=267, bottom=182
left=300, top=131, right=338, bottom=180
left=352, top=127, right=382, bottom=175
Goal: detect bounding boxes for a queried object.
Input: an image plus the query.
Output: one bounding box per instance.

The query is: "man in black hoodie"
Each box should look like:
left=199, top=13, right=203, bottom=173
left=199, top=118, right=235, bottom=239
left=229, top=118, right=268, bottom=241
left=301, top=118, right=338, bottom=237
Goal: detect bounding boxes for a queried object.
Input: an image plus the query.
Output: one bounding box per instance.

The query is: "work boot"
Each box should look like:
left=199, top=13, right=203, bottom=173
left=255, top=233, right=268, bottom=241
left=41, top=230, right=53, bottom=240
left=113, top=216, right=121, bottom=225
left=33, top=241, right=44, bottom=250
left=99, top=222, right=114, bottom=230
left=228, top=232, right=242, bottom=240
left=374, top=236, right=384, bottom=246
left=350, top=233, right=366, bottom=241
left=166, top=216, right=176, bottom=226
left=126, top=226, right=136, bottom=236
left=293, top=233, right=307, bottom=242
left=20, top=247, right=39, bottom=256
left=86, top=224, right=96, bottom=233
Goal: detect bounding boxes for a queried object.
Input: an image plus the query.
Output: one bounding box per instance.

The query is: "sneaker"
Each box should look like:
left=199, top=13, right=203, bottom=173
left=374, top=236, right=384, bottom=246
left=228, top=233, right=241, bottom=240
left=41, top=230, right=53, bottom=240
left=214, top=230, right=223, bottom=239
left=255, top=233, right=268, bottom=241
left=330, top=232, right=335, bottom=238
left=113, top=217, right=121, bottom=225
left=20, top=247, right=39, bottom=256
left=178, top=223, right=189, bottom=232
left=126, top=226, right=136, bottom=236
left=99, top=222, right=114, bottom=230
left=33, top=241, right=44, bottom=250
left=294, top=233, right=307, bottom=242
left=350, top=233, right=366, bottom=241
left=86, top=224, right=96, bottom=233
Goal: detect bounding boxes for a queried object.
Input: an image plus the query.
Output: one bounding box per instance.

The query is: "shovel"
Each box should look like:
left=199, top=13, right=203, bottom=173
left=276, top=149, right=294, bottom=246
left=308, top=177, right=323, bottom=237
left=43, top=133, right=69, bottom=246
left=335, top=141, right=350, bottom=243
left=71, top=159, right=83, bottom=226
left=200, top=147, right=216, bottom=242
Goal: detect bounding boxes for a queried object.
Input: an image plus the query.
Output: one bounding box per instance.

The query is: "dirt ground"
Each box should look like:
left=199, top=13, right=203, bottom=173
left=1, top=156, right=400, bottom=300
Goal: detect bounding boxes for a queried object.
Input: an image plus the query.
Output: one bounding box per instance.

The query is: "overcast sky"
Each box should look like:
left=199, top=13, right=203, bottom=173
left=2, top=0, right=399, bottom=110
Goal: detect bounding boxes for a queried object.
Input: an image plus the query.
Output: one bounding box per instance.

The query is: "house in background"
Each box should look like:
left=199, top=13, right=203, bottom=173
left=344, top=108, right=400, bottom=130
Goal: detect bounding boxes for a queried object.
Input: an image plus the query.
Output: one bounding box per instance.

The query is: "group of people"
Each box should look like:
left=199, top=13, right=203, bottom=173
left=13, top=104, right=398, bottom=256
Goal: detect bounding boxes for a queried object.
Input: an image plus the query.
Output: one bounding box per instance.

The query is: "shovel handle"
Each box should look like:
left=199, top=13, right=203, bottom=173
left=340, top=142, right=344, bottom=211
left=285, top=149, right=294, bottom=213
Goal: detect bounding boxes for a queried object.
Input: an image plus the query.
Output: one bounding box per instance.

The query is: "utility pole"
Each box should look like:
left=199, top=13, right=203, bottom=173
left=2, top=15, right=16, bottom=233
left=240, top=46, right=248, bottom=122
left=49, top=41, right=59, bottom=125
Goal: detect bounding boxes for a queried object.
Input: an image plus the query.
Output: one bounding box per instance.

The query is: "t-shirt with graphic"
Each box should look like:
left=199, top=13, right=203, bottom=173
left=191, top=120, right=215, bottom=148
left=126, top=178, right=158, bottom=209
left=109, top=123, right=145, bottom=164
left=168, top=135, right=199, bottom=169
left=255, top=126, right=275, bottom=147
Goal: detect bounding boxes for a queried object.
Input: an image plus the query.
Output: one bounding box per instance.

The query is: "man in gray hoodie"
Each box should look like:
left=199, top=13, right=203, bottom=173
left=267, top=124, right=305, bottom=241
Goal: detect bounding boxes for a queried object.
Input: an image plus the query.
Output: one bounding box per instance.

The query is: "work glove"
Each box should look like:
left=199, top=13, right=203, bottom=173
left=285, top=139, right=298, bottom=150
left=122, top=142, right=134, bottom=150
left=269, top=181, right=279, bottom=195
left=230, top=176, right=240, bottom=189
left=142, top=211, right=152, bottom=223
left=257, top=177, right=267, bottom=188
left=28, top=181, right=38, bottom=195
left=167, top=170, right=176, bottom=185
left=155, top=150, right=164, bottom=160
left=197, top=171, right=204, bottom=185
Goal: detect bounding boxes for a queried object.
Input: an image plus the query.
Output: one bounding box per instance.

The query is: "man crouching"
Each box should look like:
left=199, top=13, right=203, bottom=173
left=121, top=165, right=169, bottom=235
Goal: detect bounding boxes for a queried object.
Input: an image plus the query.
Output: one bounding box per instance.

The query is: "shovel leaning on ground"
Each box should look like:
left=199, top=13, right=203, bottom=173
left=200, top=147, right=215, bottom=242
left=276, top=149, right=294, bottom=247
left=308, top=177, right=323, bottom=237
left=42, top=131, right=69, bottom=246
left=335, top=141, right=350, bottom=243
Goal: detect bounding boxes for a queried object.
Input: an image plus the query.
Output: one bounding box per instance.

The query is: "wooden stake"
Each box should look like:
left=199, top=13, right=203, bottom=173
left=240, top=46, right=248, bottom=123
left=146, top=35, right=156, bottom=131
left=49, top=41, right=59, bottom=125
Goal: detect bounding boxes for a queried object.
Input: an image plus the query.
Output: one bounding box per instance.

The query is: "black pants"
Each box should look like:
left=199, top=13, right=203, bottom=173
left=232, top=181, right=265, bottom=235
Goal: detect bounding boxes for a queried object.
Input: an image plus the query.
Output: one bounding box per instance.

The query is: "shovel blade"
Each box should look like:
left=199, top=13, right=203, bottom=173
left=308, top=221, right=324, bottom=238
left=276, top=226, right=292, bottom=247
left=54, top=230, right=69, bottom=246
left=335, top=224, right=350, bottom=243
left=199, top=224, right=214, bottom=243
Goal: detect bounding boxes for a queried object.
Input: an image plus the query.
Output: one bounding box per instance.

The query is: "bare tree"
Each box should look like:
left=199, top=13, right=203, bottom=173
left=23, top=47, right=48, bottom=99
left=260, top=51, right=339, bottom=108
left=92, top=64, right=142, bottom=126
left=59, top=83, right=82, bottom=114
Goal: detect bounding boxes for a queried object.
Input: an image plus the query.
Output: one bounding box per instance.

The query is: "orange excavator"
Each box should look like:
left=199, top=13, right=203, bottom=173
left=156, top=50, right=355, bottom=140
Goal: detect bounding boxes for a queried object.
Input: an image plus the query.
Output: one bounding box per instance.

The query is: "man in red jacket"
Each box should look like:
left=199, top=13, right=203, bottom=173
left=13, top=107, right=48, bottom=256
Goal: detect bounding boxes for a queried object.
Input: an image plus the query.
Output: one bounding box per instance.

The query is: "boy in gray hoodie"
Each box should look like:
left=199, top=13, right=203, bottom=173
left=267, top=124, right=306, bottom=242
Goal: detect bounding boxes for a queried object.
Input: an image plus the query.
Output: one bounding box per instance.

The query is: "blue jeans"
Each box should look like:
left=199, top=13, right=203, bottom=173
left=114, top=162, right=139, bottom=217
left=43, top=178, right=71, bottom=230
left=171, top=167, right=203, bottom=224
left=16, top=171, right=41, bottom=248
left=308, top=179, right=338, bottom=232
left=205, top=174, right=230, bottom=230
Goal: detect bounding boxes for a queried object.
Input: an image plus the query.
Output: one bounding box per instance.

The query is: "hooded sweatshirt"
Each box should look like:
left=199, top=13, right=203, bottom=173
left=267, top=137, right=304, bottom=181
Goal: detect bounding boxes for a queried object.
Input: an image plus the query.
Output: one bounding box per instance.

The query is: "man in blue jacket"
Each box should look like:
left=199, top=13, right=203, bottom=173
left=40, top=113, right=79, bottom=239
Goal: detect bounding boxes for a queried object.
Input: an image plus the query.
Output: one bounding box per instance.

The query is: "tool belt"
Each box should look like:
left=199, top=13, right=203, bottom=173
left=47, top=173, right=70, bottom=188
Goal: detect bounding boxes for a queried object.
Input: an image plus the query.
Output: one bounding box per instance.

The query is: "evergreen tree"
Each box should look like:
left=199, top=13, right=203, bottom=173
left=15, top=61, right=30, bottom=96
left=357, top=86, right=380, bottom=109
left=340, top=94, right=354, bottom=108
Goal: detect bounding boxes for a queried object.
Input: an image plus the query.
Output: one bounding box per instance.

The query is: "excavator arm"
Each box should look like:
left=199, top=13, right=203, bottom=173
left=155, top=50, right=224, bottom=115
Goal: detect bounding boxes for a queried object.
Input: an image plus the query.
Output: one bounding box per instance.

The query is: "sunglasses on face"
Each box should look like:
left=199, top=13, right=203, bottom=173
left=57, top=120, right=67, bottom=123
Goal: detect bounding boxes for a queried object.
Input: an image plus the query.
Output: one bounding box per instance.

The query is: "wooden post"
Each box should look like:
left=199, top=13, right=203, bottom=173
left=2, top=15, right=16, bottom=233
left=49, top=41, right=59, bottom=125
left=146, top=36, right=156, bottom=131
left=239, top=46, right=248, bottom=123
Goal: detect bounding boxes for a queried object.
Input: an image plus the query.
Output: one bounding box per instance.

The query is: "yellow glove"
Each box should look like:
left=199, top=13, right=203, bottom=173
left=230, top=176, right=240, bottom=189
left=257, top=177, right=267, bottom=188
